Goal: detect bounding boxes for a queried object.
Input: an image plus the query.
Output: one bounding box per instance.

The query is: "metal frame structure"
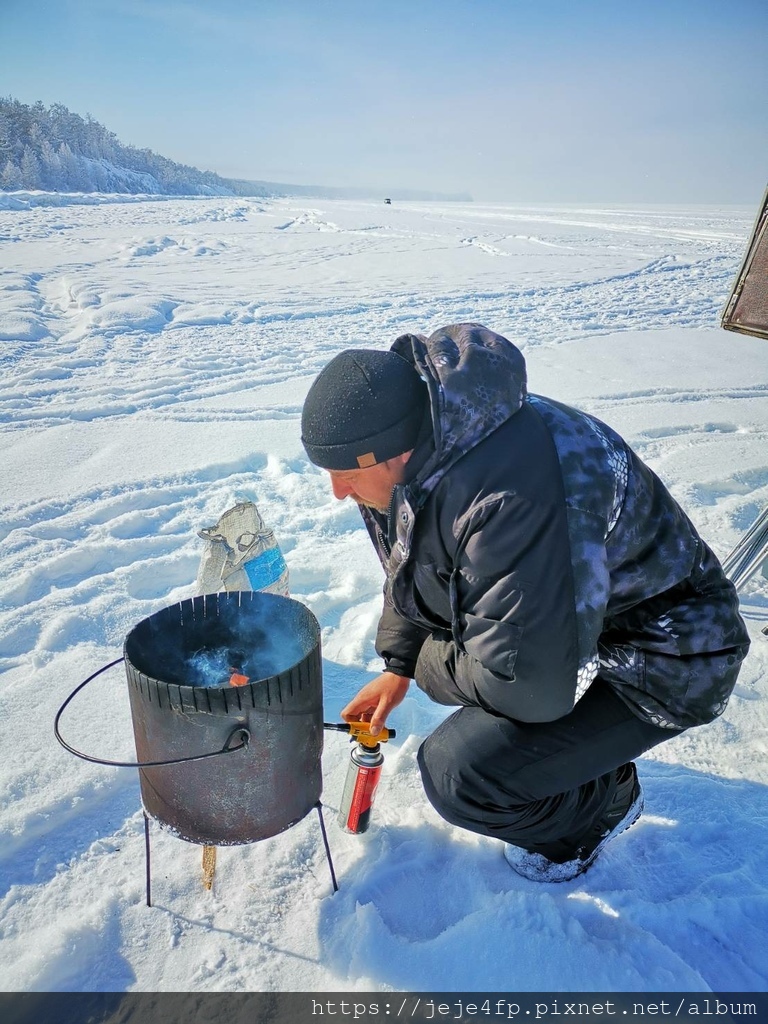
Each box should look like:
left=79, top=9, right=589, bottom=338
left=141, top=803, right=338, bottom=907
left=721, top=184, right=768, bottom=340
left=722, top=504, right=768, bottom=596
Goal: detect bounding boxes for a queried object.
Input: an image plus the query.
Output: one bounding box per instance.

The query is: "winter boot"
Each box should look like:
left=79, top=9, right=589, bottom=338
left=503, top=762, right=644, bottom=883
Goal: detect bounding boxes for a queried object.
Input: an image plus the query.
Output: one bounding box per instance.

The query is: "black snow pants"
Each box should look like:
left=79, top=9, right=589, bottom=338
left=416, top=672, right=675, bottom=854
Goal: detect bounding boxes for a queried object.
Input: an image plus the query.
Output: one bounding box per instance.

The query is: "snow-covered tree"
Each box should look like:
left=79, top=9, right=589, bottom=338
left=20, top=145, right=42, bottom=189
left=56, top=142, right=86, bottom=191
left=1, top=159, right=23, bottom=189
left=0, top=112, right=13, bottom=164
left=0, top=95, right=241, bottom=195
left=39, top=138, right=63, bottom=190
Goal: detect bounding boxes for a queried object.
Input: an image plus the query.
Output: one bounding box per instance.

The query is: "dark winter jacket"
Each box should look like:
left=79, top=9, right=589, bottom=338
left=360, top=324, right=749, bottom=730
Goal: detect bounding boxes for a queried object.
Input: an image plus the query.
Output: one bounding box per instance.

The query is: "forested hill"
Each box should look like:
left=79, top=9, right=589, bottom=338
left=0, top=96, right=471, bottom=201
left=0, top=97, right=259, bottom=196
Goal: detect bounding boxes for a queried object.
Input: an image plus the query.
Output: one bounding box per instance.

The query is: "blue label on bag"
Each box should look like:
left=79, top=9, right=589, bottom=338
left=243, top=546, right=287, bottom=591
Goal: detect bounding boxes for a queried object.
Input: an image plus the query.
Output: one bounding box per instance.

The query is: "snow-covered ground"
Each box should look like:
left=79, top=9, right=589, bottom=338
left=1, top=193, right=767, bottom=993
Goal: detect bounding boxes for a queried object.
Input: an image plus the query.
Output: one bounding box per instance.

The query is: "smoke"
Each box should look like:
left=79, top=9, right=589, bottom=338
left=127, top=591, right=318, bottom=690
left=185, top=647, right=233, bottom=689
left=242, top=626, right=306, bottom=685
left=183, top=625, right=308, bottom=689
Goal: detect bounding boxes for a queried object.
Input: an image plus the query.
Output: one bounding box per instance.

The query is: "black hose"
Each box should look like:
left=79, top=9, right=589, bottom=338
left=54, top=657, right=249, bottom=768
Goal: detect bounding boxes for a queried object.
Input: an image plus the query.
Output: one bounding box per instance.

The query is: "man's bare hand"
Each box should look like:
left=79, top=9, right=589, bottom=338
left=341, top=671, right=411, bottom=736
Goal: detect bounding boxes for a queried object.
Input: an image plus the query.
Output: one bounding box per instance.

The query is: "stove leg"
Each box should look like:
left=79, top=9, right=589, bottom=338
left=316, top=802, right=339, bottom=893
left=143, top=811, right=152, bottom=907
left=202, top=845, right=217, bottom=891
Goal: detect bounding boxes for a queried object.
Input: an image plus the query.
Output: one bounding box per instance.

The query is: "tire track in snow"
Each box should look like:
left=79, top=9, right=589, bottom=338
left=0, top=257, right=743, bottom=429
left=1, top=196, right=750, bottom=439
left=594, top=383, right=768, bottom=407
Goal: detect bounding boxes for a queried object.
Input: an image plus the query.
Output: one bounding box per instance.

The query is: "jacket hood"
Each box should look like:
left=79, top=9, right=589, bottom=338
left=391, top=323, right=527, bottom=501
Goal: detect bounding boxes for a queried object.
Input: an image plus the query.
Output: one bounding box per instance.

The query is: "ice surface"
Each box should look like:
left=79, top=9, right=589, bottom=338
left=0, top=194, right=766, bottom=993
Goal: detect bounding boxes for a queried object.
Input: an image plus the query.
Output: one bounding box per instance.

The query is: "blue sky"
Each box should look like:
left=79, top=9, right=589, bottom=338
left=2, top=0, right=767, bottom=202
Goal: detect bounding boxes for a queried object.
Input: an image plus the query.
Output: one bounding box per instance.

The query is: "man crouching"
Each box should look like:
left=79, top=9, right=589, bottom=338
left=300, top=323, right=749, bottom=881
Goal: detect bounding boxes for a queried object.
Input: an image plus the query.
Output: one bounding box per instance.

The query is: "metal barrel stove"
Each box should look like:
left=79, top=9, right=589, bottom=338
left=123, top=590, right=323, bottom=846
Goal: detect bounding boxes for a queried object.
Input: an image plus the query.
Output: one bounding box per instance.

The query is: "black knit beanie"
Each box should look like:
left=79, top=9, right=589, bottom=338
left=301, top=349, right=429, bottom=470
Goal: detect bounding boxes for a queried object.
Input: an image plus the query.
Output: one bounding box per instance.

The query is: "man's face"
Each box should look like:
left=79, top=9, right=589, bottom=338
left=327, top=453, right=411, bottom=512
